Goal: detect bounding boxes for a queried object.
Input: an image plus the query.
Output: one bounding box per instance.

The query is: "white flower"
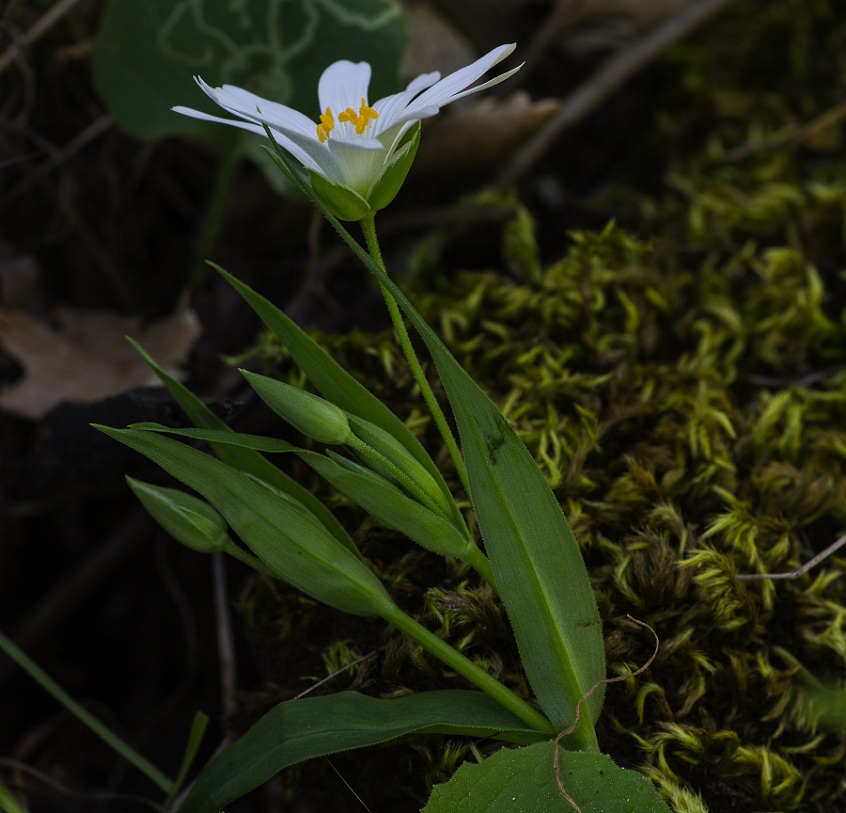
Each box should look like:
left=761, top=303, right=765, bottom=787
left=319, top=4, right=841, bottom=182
left=173, top=44, right=520, bottom=214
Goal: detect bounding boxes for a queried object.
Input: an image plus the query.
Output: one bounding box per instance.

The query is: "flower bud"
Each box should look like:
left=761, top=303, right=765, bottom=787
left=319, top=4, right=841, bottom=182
left=242, top=371, right=352, bottom=445
left=127, top=476, right=229, bottom=553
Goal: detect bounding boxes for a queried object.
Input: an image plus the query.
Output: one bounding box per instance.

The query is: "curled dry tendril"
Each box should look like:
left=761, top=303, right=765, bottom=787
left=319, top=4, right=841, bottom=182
left=553, top=615, right=660, bottom=812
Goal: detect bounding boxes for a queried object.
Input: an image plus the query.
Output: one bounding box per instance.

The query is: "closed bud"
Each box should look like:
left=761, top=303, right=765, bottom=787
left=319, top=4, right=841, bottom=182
left=127, top=476, right=229, bottom=553
left=242, top=371, right=352, bottom=445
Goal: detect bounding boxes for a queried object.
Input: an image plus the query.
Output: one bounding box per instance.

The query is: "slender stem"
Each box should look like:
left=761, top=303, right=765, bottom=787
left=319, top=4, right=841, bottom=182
left=381, top=605, right=554, bottom=735
left=359, top=215, right=471, bottom=496
left=462, top=544, right=497, bottom=590
left=0, top=629, right=173, bottom=792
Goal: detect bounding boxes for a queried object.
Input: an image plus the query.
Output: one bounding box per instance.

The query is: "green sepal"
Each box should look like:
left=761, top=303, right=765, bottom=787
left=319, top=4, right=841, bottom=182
left=241, top=370, right=352, bottom=445
left=307, top=169, right=372, bottom=222
left=368, top=122, right=420, bottom=212
left=307, top=452, right=476, bottom=559
left=126, top=476, right=230, bottom=554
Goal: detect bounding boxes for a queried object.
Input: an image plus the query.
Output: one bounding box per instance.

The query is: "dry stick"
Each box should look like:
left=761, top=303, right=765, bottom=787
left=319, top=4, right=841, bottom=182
left=211, top=553, right=238, bottom=720
left=0, top=0, right=88, bottom=76
left=498, top=0, right=739, bottom=187
left=0, top=504, right=149, bottom=686
left=553, top=615, right=660, bottom=813
left=736, top=531, right=846, bottom=581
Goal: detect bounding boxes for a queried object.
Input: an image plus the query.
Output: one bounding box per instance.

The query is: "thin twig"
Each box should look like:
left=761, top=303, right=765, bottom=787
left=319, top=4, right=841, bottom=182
left=0, top=505, right=149, bottom=686
left=498, top=0, right=739, bottom=186
left=0, top=0, right=88, bottom=76
left=0, top=757, right=167, bottom=812
left=212, top=553, right=238, bottom=719
left=736, top=531, right=846, bottom=581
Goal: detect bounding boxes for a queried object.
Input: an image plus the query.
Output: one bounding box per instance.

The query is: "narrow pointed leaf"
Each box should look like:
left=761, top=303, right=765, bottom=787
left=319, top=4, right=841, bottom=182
left=96, top=426, right=393, bottom=617
left=128, top=338, right=358, bottom=557
left=177, top=690, right=542, bottom=813
left=359, top=258, right=606, bottom=740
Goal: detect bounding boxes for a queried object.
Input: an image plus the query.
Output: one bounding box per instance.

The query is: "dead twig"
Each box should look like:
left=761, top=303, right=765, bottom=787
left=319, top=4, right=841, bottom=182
left=498, top=0, right=739, bottom=187
left=736, top=531, right=846, bottom=581
left=0, top=0, right=88, bottom=77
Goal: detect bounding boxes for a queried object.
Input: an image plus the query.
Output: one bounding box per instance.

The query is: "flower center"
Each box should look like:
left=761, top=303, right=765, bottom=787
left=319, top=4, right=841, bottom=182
left=316, top=98, right=378, bottom=143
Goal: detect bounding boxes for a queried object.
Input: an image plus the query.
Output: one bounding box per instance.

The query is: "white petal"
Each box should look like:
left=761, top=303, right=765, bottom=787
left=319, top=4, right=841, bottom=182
left=318, top=60, right=372, bottom=116
left=172, top=106, right=322, bottom=173
left=404, top=43, right=517, bottom=114
left=371, top=71, right=440, bottom=134
left=215, top=84, right=315, bottom=136
left=172, top=106, right=268, bottom=137
left=328, top=139, right=388, bottom=194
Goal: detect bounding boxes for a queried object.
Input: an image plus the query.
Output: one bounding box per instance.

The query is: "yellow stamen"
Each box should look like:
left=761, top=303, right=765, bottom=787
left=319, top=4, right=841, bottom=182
left=316, top=107, right=334, bottom=143
left=337, top=98, right=379, bottom=135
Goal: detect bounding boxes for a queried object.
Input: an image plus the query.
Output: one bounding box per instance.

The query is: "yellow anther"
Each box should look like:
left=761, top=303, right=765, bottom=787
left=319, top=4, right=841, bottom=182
left=337, top=99, right=379, bottom=134
left=316, top=107, right=334, bottom=143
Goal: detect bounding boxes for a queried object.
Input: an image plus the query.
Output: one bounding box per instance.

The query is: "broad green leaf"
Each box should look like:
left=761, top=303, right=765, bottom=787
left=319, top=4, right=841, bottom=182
left=177, top=690, right=542, bottom=813
left=422, top=742, right=671, bottom=813
left=96, top=426, right=393, bottom=617
left=93, top=0, right=407, bottom=143
left=363, top=263, right=606, bottom=745
left=212, top=265, right=457, bottom=514
left=127, top=340, right=359, bottom=558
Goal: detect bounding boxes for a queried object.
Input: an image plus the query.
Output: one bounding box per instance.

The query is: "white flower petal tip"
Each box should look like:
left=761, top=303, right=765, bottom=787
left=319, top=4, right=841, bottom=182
left=174, top=44, right=520, bottom=220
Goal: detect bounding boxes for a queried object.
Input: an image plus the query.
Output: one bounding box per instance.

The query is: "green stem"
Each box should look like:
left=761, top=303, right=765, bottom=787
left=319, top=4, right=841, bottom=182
left=360, top=215, right=471, bottom=496
left=0, top=629, right=173, bottom=793
left=462, top=544, right=497, bottom=589
left=382, top=605, right=554, bottom=735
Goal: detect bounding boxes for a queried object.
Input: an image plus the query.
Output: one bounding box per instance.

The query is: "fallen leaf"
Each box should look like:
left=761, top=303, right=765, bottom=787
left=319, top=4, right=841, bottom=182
left=0, top=301, right=201, bottom=420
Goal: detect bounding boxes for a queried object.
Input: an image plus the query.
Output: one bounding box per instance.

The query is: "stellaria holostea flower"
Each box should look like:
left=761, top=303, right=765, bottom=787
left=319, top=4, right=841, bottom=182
left=173, top=44, right=521, bottom=220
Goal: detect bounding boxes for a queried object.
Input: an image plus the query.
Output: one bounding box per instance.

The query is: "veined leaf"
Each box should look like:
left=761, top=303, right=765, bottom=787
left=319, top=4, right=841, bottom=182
left=177, top=690, right=542, bottom=813
left=96, top=426, right=392, bottom=618
left=422, top=741, right=671, bottom=813
left=127, top=340, right=360, bottom=559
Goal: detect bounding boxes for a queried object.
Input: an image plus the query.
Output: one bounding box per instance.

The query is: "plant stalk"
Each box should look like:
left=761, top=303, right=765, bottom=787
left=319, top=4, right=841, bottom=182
left=381, top=605, right=554, bottom=735
left=360, top=215, right=471, bottom=496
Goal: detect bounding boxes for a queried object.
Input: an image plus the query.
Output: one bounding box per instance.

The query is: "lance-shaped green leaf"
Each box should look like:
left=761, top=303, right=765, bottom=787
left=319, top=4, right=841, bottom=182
left=97, top=426, right=393, bottom=618
left=212, top=264, right=455, bottom=511
left=127, top=339, right=359, bottom=559
left=308, top=453, right=474, bottom=559
left=127, top=477, right=230, bottom=554
left=177, top=690, right=543, bottom=813
left=422, top=741, right=672, bottom=813
left=335, top=234, right=606, bottom=745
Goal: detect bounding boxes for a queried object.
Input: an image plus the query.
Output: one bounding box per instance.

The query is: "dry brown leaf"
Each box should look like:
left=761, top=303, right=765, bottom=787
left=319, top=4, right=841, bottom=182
left=413, top=91, right=561, bottom=179
left=0, top=301, right=201, bottom=420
